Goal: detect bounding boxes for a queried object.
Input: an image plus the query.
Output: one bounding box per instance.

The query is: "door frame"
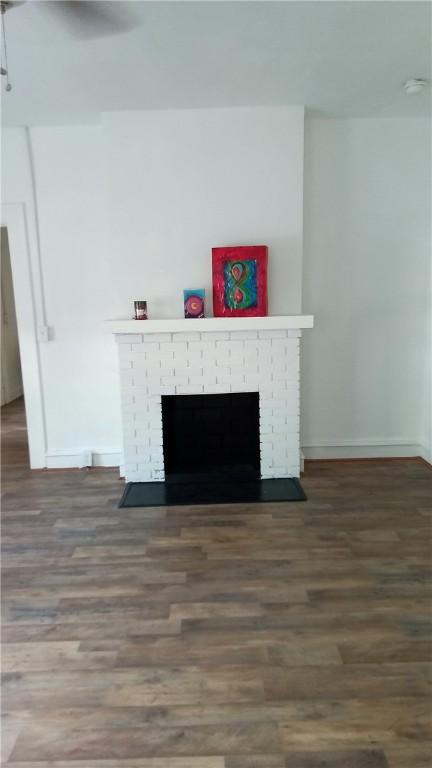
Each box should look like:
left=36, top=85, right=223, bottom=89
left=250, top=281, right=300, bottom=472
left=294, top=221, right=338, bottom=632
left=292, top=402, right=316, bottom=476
left=1, top=204, right=46, bottom=467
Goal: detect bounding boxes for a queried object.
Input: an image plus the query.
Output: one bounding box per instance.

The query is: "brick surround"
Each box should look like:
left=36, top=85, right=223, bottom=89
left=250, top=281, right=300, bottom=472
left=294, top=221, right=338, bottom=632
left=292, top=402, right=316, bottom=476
left=116, top=327, right=303, bottom=482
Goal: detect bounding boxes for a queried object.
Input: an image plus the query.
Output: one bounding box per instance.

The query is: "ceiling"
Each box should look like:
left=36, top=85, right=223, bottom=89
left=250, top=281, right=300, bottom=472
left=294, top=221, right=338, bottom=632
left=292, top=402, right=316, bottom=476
left=2, top=1, right=431, bottom=126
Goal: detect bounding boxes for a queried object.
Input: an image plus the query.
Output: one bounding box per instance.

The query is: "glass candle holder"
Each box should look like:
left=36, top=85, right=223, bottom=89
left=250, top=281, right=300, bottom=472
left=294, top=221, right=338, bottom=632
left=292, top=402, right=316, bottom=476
left=134, top=301, right=148, bottom=320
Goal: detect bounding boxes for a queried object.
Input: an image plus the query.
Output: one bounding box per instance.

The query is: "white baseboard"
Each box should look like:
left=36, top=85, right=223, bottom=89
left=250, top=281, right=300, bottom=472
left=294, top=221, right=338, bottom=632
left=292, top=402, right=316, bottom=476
left=2, top=386, right=24, bottom=406
left=45, top=450, right=122, bottom=469
left=419, top=444, right=432, bottom=465
left=44, top=443, right=432, bottom=469
left=302, top=438, right=425, bottom=460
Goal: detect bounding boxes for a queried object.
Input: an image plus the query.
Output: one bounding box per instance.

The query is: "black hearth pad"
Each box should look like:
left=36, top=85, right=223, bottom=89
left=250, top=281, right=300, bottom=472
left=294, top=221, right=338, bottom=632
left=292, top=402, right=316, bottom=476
left=119, top=478, right=306, bottom=508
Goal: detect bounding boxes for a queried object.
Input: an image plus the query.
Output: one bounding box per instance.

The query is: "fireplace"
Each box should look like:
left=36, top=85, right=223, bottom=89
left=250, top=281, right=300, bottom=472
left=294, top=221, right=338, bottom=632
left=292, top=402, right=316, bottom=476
left=108, top=315, right=314, bottom=504
left=162, top=392, right=260, bottom=481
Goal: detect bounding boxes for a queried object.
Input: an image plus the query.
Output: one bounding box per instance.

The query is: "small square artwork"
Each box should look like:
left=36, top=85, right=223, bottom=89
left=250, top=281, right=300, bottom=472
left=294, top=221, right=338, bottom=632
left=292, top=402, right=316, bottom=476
left=212, top=245, right=268, bottom=317
left=184, top=289, right=205, bottom=318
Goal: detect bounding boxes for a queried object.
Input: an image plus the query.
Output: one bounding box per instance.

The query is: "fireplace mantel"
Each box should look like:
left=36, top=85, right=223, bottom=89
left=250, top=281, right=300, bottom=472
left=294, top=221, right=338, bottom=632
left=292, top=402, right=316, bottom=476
left=106, top=315, right=313, bottom=335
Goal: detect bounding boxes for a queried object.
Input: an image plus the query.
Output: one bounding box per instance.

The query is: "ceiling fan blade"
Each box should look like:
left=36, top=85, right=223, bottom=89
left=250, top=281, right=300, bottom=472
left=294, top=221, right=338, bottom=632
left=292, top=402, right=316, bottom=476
left=43, top=1, right=139, bottom=40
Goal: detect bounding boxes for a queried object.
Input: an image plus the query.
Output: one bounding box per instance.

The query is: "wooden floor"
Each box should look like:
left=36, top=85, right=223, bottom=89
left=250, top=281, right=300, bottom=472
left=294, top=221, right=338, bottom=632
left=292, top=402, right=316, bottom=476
left=1, top=397, right=432, bottom=767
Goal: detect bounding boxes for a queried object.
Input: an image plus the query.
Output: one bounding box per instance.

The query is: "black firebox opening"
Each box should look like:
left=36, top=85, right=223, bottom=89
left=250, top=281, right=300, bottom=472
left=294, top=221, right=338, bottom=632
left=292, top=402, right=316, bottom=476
left=161, top=392, right=260, bottom=483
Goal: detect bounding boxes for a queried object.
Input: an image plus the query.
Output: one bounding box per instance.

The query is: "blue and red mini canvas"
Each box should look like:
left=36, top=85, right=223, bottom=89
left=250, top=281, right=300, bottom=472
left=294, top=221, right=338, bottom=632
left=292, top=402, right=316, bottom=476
left=184, top=289, right=205, bottom=318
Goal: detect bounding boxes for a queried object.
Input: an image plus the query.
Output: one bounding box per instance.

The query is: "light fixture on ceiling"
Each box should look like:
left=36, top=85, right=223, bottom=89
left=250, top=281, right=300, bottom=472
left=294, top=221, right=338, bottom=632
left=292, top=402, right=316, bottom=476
left=403, top=78, right=427, bottom=95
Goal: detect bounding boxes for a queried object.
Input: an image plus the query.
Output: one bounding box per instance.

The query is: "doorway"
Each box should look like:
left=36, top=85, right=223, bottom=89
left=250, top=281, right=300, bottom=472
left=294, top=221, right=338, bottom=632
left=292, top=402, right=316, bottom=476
left=1, top=204, right=46, bottom=468
left=1, top=227, right=23, bottom=406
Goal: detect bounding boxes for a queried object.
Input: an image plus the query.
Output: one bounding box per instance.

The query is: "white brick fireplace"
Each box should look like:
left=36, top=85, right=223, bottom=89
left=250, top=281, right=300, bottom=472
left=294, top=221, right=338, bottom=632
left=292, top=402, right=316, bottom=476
left=108, top=316, right=313, bottom=482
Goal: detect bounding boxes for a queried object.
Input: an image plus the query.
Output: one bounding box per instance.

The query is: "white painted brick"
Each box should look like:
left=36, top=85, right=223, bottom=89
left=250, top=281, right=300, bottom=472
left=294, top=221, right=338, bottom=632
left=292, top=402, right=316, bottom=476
left=136, top=341, right=158, bottom=354
left=161, top=341, right=185, bottom=354
left=144, top=333, right=172, bottom=343
left=243, top=347, right=272, bottom=365
left=219, top=341, right=244, bottom=354
left=247, top=372, right=272, bottom=385
left=213, top=350, right=232, bottom=364
left=155, top=385, right=175, bottom=396
left=272, top=369, right=288, bottom=382
left=217, top=373, right=244, bottom=385
left=130, top=343, right=147, bottom=354
left=157, top=348, right=175, bottom=360
left=243, top=344, right=258, bottom=356
left=268, top=450, right=288, bottom=468
left=230, top=383, right=257, bottom=393
left=259, top=415, right=274, bottom=428
left=152, top=469, right=165, bottom=481
left=249, top=339, right=272, bottom=351
left=161, top=375, right=188, bottom=387
left=271, top=357, right=287, bottom=372
left=175, top=367, right=204, bottom=381
left=131, top=426, right=149, bottom=440
left=172, top=332, right=201, bottom=342
left=194, top=341, right=218, bottom=355
left=158, top=364, right=175, bottom=376
left=202, top=384, right=231, bottom=394
left=127, top=470, right=152, bottom=482
left=268, top=467, right=290, bottom=478
left=229, top=357, right=248, bottom=370
left=259, top=329, right=287, bottom=339
left=146, top=395, right=162, bottom=407
left=149, top=433, right=163, bottom=447
left=130, top=357, right=149, bottom=371
left=186, top=367, right=204, bottom=378
left=147, top=414, right=163, bottom=428
left=176, top=384, right=204, bottom=394
left=121, top=403, right=136, bottom=416
left=120, top=370, right=135, bottom=386
left=230, top=331, right=258, bottom=340
left=211, top=365, right=230, bottom=377
left=135, top=445, right=154, bottom=458
left=260, top=425, right=273, bottom=436
left=270, top=339, right=289, bottom=355
left=228, top=383, right=250, bottom=393
left=118, top=345, right=133, bottom=360
left=186, top=345, right=204, bottom=359
left=259, top=386, right=278, bottom=399
left=200, top=374, right=217, bottom=387
left=116, top=334, right=143, bottom=344
left=272, top=407, right=299, bottom=422
left=270, top=397, right=289, bottom=410
left=288, top=329, right=301, bottom=338
left=202, top=331, right=229, bottom=341
left=259, top=434, right=278, bottom=444
left=259, top=405, right=273, bottom=417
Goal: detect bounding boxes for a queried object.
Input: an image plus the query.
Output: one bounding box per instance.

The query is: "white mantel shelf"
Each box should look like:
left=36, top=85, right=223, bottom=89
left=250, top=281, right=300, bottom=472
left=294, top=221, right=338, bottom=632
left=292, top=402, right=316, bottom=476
left=106, top=315, right=314, bottom=334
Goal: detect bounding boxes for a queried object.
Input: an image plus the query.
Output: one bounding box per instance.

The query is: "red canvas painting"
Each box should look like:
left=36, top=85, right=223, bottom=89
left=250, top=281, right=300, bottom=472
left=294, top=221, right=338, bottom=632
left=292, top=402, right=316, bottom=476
left=212, top=245, right=268, bottom=317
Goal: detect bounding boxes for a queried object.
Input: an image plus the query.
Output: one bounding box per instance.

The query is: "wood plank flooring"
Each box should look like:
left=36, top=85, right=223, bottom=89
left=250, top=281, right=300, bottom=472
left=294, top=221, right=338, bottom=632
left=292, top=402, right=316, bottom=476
left=1, top=397, right=432, bottom=767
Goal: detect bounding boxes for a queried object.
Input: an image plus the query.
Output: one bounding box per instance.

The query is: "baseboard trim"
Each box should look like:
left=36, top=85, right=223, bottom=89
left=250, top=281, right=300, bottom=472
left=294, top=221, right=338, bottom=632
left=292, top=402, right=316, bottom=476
left=43, top=443, right=432, bottom=469
left=302, top=440, right=424, bottom=460
left=45, top=450, right=122, bottom=469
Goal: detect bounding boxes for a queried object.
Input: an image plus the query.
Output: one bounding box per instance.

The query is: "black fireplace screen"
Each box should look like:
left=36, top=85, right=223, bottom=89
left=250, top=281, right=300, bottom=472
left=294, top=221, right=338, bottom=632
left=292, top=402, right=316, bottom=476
left=161, top=392, right=260, bottom=480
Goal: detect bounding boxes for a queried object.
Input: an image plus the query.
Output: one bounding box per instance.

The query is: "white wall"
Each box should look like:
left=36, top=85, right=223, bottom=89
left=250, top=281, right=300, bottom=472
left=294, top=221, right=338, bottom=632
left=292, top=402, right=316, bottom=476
left=302, top=117, right=431, bottom=458
left=29, top=125, right=123, bottom=463
left=104, top=106, right=305, bottom=318
left=2, top=107, right=305, bottom=466
left=3, top=111, right=430, bottom=467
